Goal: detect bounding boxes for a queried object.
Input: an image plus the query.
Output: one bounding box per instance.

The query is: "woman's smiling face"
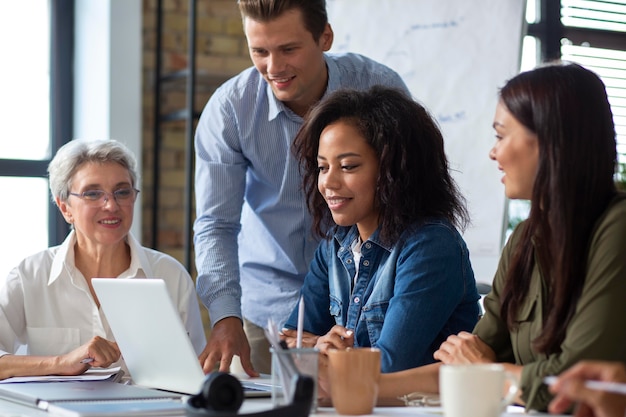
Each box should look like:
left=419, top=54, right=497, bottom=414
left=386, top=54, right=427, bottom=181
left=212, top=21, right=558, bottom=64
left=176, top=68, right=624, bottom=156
left=58, top=161, right=135, bottom=248
left=317, top=119, right=380, bottom=241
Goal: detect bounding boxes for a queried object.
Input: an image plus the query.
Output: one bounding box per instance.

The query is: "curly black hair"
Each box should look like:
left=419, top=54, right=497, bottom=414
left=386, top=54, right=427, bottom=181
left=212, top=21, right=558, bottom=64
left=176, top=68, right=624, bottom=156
left=292, top=85, right=469, bottom=245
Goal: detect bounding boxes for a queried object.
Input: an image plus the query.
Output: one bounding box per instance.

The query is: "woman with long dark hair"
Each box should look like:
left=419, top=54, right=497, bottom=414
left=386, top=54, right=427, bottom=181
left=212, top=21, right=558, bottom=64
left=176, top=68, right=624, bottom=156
left=351, top=63, right=626, bottom=411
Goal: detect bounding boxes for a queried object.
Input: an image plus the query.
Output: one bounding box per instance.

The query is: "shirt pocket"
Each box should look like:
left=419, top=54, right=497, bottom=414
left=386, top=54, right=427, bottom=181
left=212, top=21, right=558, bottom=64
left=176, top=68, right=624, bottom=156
left=26, top=327, right=80, bottom=356
left=329, top=297, right=344, bottom=327
left=512, top=297, right=539, bottom=362
left=513, top=296, right=537, bottom=325
left=360, top=301, right=389, bottom=346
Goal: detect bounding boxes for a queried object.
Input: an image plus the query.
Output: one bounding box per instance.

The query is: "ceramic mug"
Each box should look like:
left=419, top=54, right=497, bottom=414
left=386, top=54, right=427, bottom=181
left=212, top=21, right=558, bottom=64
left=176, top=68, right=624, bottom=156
left=439, top=364, right=519, bottom=417
left=327, top=347, right=381, bottom=415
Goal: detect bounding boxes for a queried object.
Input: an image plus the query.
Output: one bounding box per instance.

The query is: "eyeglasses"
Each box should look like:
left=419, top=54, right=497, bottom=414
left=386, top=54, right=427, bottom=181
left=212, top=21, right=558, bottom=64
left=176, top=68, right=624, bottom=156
left=68, top=188, right=140, bottom=207
left=398, top=392, right=440, bottom=407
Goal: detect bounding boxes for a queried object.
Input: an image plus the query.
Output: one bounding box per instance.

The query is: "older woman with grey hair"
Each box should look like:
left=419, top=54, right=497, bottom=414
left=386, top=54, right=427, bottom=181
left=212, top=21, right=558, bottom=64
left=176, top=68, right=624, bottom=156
left=0, top=139, right=206, bottom=379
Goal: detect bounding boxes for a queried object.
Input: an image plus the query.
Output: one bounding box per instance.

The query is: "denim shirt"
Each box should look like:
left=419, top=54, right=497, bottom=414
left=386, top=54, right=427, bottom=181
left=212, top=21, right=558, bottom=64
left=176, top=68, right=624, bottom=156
left=285, top=220, right=480, bottom=372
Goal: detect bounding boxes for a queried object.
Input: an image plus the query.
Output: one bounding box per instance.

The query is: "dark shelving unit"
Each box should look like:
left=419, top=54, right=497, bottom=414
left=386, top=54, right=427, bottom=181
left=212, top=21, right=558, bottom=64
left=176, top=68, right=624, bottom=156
left=152, top=0, right=198, bottom=271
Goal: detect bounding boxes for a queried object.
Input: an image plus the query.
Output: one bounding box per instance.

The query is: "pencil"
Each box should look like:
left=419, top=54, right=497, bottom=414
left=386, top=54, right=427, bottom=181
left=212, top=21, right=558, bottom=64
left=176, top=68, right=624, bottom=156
left=296, top=296, right=304, bottom=349
left=544, top=376, right=626, bottom=396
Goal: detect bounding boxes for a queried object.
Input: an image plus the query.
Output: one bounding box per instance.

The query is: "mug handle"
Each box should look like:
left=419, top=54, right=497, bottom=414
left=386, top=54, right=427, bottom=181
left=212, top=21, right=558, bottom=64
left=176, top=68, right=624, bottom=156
left=501, top=372, right=520, bottom=407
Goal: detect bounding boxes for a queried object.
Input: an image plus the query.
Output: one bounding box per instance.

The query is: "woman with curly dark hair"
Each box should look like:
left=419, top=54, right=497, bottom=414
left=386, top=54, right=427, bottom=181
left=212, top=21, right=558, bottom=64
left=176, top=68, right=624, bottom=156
left=281, top=86, right=480, bottom=373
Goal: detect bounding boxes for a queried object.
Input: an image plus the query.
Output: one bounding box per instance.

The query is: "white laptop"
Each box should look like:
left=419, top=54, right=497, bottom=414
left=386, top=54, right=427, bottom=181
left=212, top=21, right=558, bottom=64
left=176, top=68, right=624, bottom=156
left=92, top=278, right=273, bottom=397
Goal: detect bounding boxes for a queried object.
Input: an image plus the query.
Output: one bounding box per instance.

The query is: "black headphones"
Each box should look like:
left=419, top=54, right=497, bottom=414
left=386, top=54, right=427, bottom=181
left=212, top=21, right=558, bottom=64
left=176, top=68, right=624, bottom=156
left=185, top=372, right=314, bottom=417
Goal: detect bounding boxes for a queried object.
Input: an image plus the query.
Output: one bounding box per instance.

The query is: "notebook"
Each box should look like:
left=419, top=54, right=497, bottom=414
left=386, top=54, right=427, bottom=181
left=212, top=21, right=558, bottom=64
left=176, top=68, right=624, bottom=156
left=91, top=278, right=273, bottom=397
left=0, top=380, right=184, bottom=416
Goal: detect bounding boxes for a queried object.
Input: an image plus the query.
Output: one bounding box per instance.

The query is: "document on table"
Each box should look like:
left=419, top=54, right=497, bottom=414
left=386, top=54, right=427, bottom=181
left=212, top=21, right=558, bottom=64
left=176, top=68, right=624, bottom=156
left=0, top=367, right=122, bottom=383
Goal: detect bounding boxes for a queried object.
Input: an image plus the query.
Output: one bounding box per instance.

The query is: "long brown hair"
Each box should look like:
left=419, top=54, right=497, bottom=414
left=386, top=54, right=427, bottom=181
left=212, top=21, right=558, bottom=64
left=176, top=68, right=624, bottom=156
left=499, top=63, right=617, bottom=354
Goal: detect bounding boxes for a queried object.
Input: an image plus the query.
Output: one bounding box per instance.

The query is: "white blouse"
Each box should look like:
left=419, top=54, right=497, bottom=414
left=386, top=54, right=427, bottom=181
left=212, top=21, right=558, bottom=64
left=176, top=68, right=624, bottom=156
left=0, top=231, right=206, bottom=359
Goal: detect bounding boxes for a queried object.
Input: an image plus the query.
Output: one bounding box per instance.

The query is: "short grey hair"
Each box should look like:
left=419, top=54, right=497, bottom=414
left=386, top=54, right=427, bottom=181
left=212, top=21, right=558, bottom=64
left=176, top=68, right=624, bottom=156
left=48, top=139, right=138, bottom=202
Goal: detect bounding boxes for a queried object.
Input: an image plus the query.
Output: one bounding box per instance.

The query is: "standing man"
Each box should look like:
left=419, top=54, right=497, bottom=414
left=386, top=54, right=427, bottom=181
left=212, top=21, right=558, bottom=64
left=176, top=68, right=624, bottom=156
left=194, top=0, right=408, bottom=375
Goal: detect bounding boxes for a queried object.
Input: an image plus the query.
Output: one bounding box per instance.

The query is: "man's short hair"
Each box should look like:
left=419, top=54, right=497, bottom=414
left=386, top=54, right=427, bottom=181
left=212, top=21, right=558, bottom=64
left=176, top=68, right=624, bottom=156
left=238, top=0, right=328, bottom=41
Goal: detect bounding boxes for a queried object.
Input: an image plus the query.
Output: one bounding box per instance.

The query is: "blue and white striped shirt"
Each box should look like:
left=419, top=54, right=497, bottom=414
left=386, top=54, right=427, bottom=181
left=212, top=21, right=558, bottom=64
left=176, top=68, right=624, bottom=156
left=193, top=52, right=409, bottom=329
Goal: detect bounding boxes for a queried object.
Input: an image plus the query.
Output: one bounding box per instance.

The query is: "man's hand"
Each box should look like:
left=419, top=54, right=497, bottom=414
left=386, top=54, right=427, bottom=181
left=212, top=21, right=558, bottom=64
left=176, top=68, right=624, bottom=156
left=198, top=317, right=258, bottom=377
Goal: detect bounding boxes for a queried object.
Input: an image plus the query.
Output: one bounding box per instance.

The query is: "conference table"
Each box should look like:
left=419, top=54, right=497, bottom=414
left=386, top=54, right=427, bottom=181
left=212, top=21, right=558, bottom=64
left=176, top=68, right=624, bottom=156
left=0, top=369, right=567, bottom=417
left=241, top=399, right=567, bottom=416
left=0, top=394, right=569, bottom=416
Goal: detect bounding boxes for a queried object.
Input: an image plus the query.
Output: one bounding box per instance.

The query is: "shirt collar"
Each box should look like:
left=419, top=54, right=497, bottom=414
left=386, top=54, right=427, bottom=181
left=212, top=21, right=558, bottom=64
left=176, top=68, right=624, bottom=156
left=49, top=230, right=76, bottom=285
left=333, top=225, right=393, bottom=252
left=122, top=232, right=153, bottom=278
left=266, top=83, right=283, bottom=121
left=324, top=54, right=341, bottom=92
left=48, top=231, right=151, bottom=285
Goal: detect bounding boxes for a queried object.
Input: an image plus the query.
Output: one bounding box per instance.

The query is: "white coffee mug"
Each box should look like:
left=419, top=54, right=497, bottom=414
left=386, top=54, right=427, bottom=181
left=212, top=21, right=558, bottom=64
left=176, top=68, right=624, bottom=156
left=439, top=364, right=519, bottom=417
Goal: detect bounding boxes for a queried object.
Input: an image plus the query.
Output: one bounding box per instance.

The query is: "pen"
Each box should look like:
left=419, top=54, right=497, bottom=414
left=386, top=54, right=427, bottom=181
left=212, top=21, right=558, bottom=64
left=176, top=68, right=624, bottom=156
left=296, top=296, right=304, bottom=349
left=544, top=376, right=626, bottom=395
left=80, top=358, right=94, bottom=364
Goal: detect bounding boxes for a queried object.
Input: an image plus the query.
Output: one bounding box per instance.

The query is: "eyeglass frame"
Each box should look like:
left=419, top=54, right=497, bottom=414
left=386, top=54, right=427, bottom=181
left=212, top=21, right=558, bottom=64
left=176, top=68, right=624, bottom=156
left=397, top=392, right=440, bottom=407
left=68, top=188, right=140, bottom=207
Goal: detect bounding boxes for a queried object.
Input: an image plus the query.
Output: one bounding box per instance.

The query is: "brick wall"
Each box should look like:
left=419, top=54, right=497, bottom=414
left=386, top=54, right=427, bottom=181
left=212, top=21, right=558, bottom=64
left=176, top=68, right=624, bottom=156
left=141, top=0, right=252, bottom=331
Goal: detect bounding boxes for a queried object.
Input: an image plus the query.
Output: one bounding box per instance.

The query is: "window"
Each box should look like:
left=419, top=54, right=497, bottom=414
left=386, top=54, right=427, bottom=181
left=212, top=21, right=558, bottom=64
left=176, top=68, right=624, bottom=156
left=0, top=3, right=50, bottom=161
left=0, top=0, right=72, bottom=278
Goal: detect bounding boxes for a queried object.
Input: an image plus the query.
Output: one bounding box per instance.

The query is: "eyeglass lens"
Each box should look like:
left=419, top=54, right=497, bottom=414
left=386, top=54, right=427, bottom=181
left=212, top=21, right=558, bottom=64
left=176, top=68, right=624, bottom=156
left=70, top=189, right=138, bottom=206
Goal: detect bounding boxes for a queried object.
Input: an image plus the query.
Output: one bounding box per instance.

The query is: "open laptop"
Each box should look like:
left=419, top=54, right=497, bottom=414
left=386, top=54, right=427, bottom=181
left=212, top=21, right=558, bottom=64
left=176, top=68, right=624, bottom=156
left=92, top=278, right=273, bottom=397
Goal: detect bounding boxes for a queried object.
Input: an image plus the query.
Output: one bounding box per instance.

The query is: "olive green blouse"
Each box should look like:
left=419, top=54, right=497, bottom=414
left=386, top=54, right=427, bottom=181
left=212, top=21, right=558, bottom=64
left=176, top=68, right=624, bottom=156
left=474, top=194, right=626, bottom=411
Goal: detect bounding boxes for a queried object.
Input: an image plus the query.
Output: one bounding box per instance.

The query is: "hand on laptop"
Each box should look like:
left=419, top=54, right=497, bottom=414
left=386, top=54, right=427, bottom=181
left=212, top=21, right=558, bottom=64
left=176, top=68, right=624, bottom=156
left=57, top=336, right=120, bottom=375
left=199, top=317, right=258, bottom=377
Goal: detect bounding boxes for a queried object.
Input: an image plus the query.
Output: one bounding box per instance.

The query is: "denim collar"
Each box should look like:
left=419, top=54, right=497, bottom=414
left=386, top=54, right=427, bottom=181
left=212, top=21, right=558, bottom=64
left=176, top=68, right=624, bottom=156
left=332, top=225, right=393, bottom=253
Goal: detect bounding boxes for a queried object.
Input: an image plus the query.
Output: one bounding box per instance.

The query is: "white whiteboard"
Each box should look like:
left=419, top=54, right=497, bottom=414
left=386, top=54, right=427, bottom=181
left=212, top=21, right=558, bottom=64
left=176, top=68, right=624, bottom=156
left=327, top=0, right=526, bottom=283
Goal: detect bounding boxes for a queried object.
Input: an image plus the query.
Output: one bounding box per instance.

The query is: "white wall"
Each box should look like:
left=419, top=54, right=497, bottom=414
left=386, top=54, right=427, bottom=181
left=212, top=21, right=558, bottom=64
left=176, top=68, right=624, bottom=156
left=74, top=0, right=143, bottom=239
left=327, top=0, right=526, bottom=283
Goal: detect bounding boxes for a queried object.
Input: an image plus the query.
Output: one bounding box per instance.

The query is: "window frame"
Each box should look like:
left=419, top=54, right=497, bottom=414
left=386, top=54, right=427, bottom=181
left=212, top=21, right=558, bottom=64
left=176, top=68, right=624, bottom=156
left=527, top=1, right=626, bottom=76
left=49, top=0, right=74, bottom=245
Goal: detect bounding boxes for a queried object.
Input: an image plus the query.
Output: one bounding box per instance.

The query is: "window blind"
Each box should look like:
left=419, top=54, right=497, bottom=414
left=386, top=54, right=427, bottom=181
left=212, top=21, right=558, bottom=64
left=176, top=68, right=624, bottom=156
left=561, top=0, right=626, bottom=166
